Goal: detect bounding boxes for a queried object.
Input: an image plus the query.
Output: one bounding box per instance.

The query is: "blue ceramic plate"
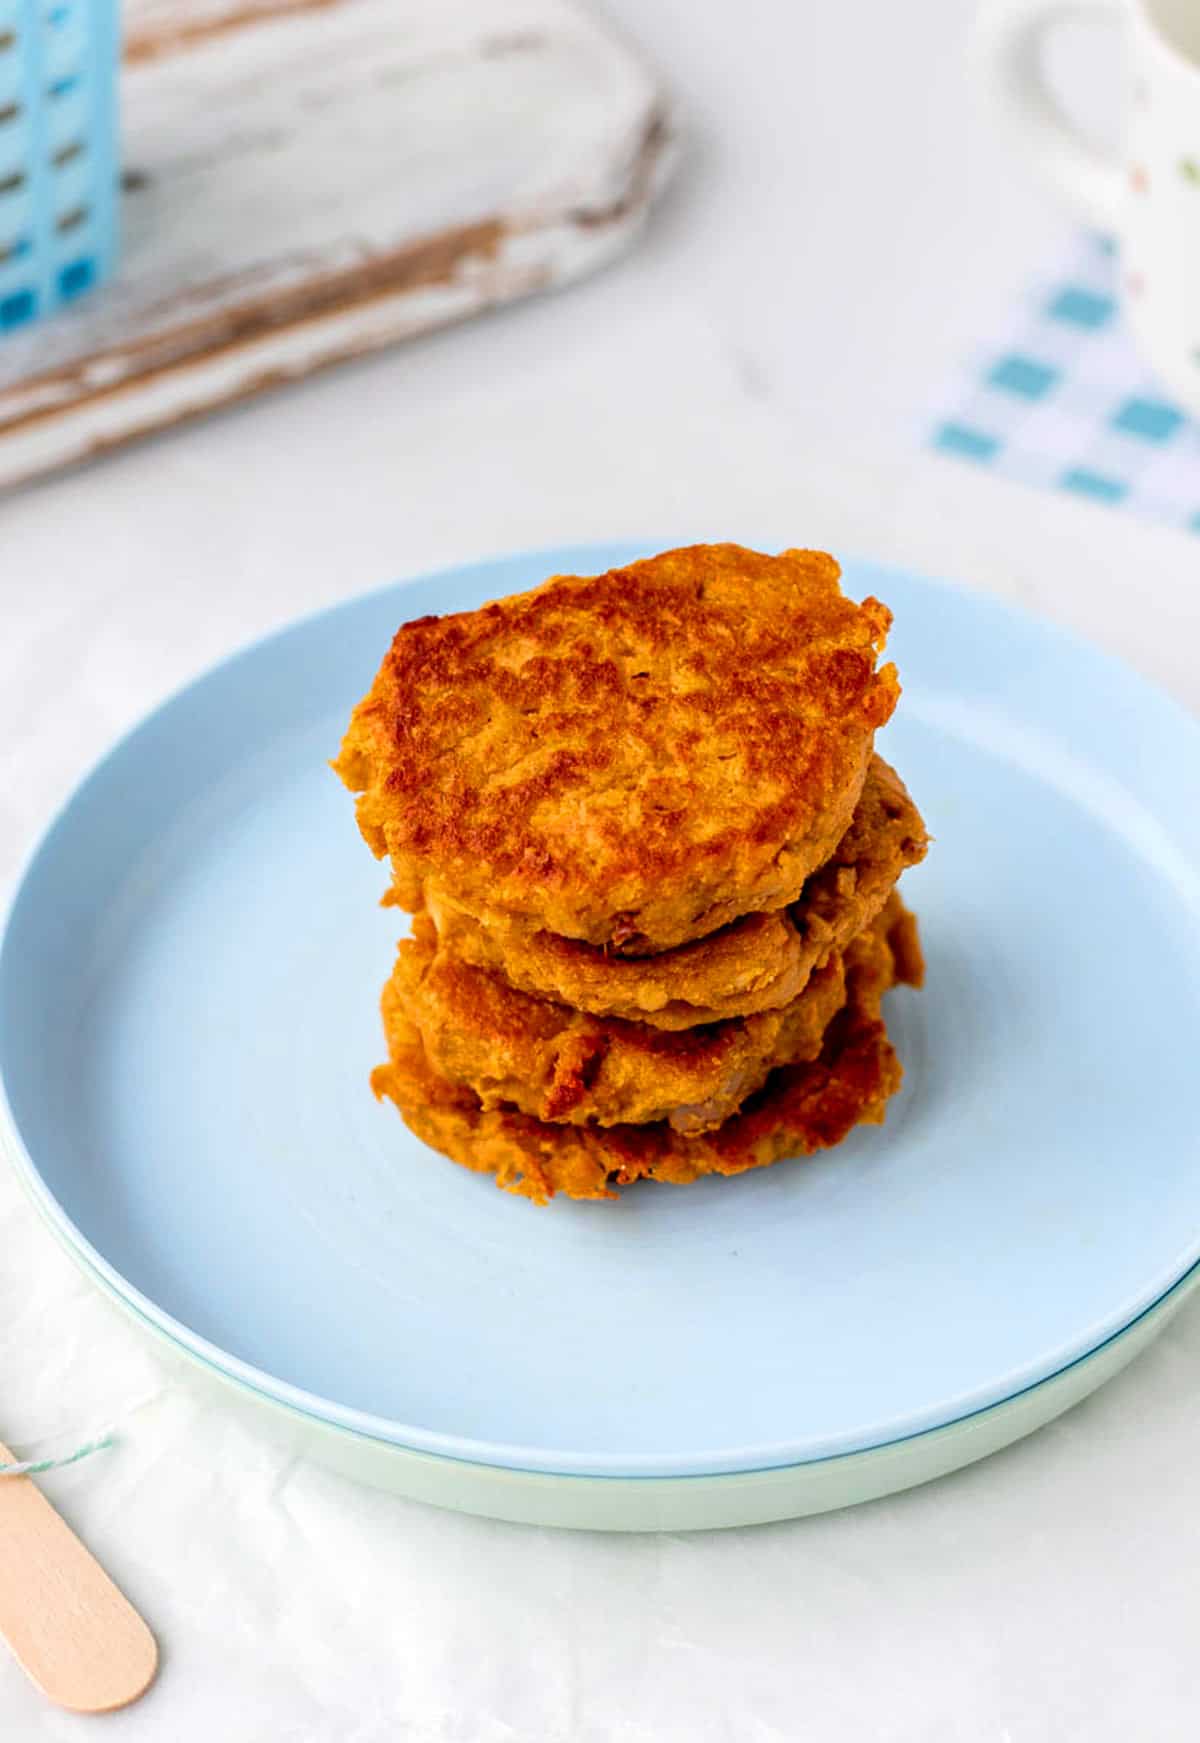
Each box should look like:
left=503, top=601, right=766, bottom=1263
left=3, top=544, right=1200, bottom=1481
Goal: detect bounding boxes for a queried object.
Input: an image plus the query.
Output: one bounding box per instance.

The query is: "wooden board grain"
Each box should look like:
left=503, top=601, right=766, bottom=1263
left=0, top=0, right=675, bottom=488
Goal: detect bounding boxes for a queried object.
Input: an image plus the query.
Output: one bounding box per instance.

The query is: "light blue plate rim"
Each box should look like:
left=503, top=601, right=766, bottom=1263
left=5, top=1106, right=1199, bottom=1507
left=3, top=541, right=1200, bottom=1480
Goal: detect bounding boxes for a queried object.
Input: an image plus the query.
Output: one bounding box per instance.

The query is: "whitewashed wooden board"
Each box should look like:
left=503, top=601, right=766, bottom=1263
left=0, top=0, right=675, bottom=488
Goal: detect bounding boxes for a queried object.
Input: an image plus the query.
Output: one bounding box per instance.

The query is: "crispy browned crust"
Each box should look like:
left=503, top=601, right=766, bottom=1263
left=884, top=897, right=926, bottom=989
left=428, top=890, right=807, bottom=1030
left=427, top=753, right=927, bottom=1028
left=388, top=917, right=847, bottom=1134
left=334, top=545, right=899, bottom=951
left=371, top=900, right=919, bottom=1203
left=787, top=753, right=928, bottom=978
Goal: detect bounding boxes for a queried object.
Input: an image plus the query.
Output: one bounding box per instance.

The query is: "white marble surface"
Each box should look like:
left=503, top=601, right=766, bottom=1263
left=3, top=1, right=1200, bottom=1737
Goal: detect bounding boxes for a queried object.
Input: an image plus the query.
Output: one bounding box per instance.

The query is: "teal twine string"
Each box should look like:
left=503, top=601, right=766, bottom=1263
left=0, top=1432, right=114, bottom=1477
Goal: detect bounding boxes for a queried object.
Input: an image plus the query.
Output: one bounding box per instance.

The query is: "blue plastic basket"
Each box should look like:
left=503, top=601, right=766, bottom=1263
left=0, top=0, right=118, bottom=334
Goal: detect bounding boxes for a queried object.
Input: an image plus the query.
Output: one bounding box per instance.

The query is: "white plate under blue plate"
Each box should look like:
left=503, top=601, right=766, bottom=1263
left=2, top=543, right=1200, bottom=1486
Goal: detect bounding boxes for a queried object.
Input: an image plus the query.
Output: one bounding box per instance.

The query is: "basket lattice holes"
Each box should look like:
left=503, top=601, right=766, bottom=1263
left=0, top=0, right=117, bottom=332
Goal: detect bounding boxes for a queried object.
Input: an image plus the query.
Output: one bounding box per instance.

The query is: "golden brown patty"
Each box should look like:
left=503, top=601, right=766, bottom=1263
left=334, top=544, right=899, bottom=952
left=427, top=754, right=927, bottom=1028
left=372, top=899, right=920, bottom=1203
left=388, top=917, right=848, bottom=1135
left=776, top=752, right=927, bottom=987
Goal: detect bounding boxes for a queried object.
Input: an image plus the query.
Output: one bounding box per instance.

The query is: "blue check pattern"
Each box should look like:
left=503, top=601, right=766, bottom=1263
left=929, top=236, right=1200, bottom=534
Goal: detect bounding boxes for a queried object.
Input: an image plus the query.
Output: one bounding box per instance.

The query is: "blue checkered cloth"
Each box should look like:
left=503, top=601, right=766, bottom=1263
left=930, top=236, right=1200, bottom=534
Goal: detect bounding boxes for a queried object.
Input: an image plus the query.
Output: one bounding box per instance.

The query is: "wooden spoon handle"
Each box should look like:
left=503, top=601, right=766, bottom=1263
left=0, top=1440, right=157, bottom=1712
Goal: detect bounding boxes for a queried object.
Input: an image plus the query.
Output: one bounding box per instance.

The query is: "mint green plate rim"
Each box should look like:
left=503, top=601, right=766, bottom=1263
left=6, top=1110, right=1195, bottom=1532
